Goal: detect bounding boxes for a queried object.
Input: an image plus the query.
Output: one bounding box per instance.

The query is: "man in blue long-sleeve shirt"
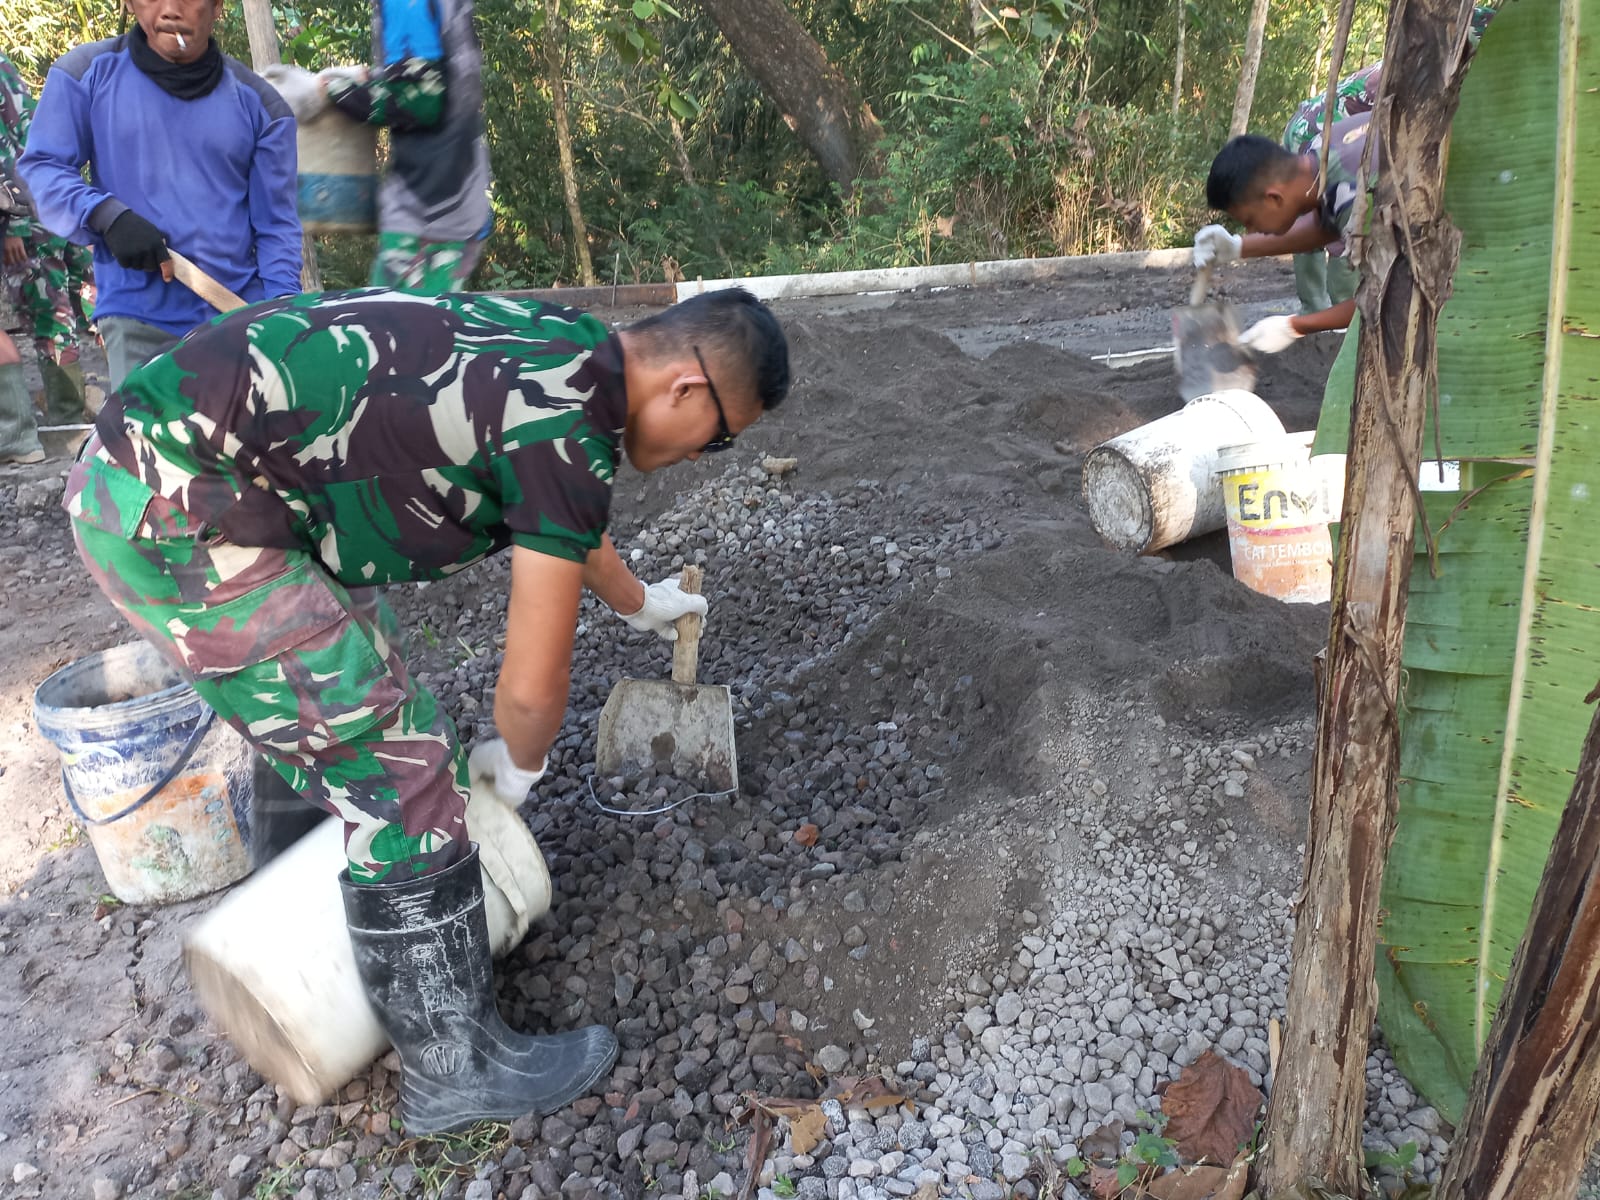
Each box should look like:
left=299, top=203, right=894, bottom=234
left=20, top=0, right=303, bottom=387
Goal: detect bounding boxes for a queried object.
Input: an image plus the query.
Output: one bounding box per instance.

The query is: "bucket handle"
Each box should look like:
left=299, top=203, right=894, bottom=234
left=60, top=709, right=217, bottom=827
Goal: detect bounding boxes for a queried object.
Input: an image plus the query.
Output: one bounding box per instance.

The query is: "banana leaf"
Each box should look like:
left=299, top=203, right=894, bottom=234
left=1313, top=0, right=1600, bottom=1120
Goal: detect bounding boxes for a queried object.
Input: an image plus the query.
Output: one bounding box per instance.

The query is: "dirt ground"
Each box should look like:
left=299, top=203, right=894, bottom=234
left=0, top=257, right=1337, bottom=1197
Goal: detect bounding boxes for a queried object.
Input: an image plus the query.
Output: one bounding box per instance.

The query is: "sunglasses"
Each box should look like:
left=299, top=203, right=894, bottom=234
left=693, top=345, right=736, bottom=453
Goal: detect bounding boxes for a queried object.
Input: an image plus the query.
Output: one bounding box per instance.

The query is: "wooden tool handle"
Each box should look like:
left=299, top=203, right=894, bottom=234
left=671, top=565, right=703, bottom=685
left=1188, top=262, right=1213, bottom=307
left=168, top=249, right=249, bottom=313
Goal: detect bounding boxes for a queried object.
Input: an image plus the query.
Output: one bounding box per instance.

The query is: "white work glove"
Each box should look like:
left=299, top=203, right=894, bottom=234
left=1193, top=224, right=1243, bottom=270
left=1239, top=315, right=1305, bottom=355
left=317, top=65, right=371, bottom=97
left=261, top=64, right=329, bottom=123
left=619, top=578, right=709, bottom=642
left=468, top=738, right=547, bottom=807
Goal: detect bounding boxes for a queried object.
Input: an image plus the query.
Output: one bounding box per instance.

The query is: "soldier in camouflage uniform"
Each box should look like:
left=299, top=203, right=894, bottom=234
left=65, top=285, right=790, bottom=1133
left=0, top=52, right=91, bottom=433
left=1190, top=111, right=1375, bottom=355
left=315, top=0, right=493, bottom=292
left=1277, top=7, right=1493, bottom=311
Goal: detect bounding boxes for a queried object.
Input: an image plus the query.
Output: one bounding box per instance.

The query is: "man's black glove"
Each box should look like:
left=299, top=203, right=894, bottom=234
left=104, top=210, right=170, bottom=272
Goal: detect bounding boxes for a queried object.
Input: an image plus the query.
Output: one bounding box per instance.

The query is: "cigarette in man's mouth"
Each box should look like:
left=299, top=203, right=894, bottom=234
left=176, top=32, right=188, bottom=50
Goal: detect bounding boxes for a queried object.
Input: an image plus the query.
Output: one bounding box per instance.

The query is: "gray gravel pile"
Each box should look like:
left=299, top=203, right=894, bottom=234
left=6, top=449, right=1460, bottom=1200
left=158, top=456, right=1003, bottom=1199
left=766, top=700, right=1455, bottom=1199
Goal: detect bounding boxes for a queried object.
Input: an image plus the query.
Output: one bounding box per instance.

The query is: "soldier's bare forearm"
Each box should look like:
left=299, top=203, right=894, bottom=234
left=583, top=534, right=647, bottom=617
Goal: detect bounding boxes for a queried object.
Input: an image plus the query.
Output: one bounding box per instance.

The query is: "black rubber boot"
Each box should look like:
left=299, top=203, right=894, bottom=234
left=341, top=845, right=618, bottom=1134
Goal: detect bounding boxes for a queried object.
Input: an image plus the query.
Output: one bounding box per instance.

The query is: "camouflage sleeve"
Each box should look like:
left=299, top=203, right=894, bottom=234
left=0, top=55, right=35, bottom=239
left=326, top=58, right=446, bottom=132
left=492, top=437, right=615, bottom=565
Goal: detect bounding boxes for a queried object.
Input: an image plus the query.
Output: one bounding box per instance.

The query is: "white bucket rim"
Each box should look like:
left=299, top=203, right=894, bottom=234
left=1215, top=431, right=1317, bottom=477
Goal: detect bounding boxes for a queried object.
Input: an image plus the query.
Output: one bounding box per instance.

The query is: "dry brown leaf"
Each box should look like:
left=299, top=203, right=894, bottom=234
left=739, top=1096, right=831, bottom=1158
left=831, top=1076, right=914, bottom=1114
left=793, top=823, right=819, bottom=847
left=1160, top=1052, right=1263, bottom=1167
left=1211, top=1156, right=1250, bottom=1200
left=759, top=1099, right=828, bottom=1156
left=1140, top=1165, right=1230, bottom=1200
left=1089, top=1165, right=1124, bottom=1199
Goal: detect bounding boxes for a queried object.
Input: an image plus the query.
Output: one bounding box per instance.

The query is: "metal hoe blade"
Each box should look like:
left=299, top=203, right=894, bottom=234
left=1174, top=265, right=1258, bottom=402
left=595, top=679, right=738, bottom=793
left=594, top=565, right=739, bottom=793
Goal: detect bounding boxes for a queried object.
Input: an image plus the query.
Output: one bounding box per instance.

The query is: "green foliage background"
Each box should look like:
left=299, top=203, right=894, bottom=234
left=1, top=0, right=1390, bottom=287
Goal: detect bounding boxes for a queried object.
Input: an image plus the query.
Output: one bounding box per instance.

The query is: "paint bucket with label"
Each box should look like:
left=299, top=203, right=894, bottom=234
left=1217, top=434, right=1337, bottom=603
left=33, top=642, right=255, bottom=904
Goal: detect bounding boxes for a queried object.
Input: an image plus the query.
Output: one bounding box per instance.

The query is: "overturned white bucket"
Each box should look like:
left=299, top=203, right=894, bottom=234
left=183, top=789, right=550, bottom=1105
left=1082, top=390, right=1287, bottom=554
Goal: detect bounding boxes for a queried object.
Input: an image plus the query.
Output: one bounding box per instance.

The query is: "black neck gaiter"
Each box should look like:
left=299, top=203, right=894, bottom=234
left=127, top=25, right=225, bottom=100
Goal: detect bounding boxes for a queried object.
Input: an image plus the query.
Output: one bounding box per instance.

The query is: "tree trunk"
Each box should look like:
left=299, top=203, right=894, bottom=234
left=693, top=0, right=882, bottom=196
left=239, top=0, right=321, bottom=291
left=540, top=0, right=595, bottom=286
left=1229, top=0, right=1271, bottom=135
left=1434, top=682, right=1600, bottom=1198
left=1172, top=0, right=1186, bottom=117
left=1256, top=0, right=1481, bottom=1193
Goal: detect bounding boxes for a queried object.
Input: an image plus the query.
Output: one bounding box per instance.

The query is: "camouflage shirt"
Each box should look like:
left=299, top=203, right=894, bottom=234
left=1281, top=7, right=1495, bottom=152
left=76, top=290, right=626, bottom=584
left=0, top=53, right=38, bottom=240
left=1282, top=63, right=1381, bottom=154
left=1306, top=113, right=1374, bottom=253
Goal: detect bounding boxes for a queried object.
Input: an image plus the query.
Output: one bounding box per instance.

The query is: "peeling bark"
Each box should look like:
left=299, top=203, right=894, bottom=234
left=1257, top=0, right=1482, bottom=1193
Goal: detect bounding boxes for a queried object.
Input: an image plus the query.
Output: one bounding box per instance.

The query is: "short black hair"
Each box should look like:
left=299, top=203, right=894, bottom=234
left=627, top=288, right=791, bottom=411
left=1206, top=135, right=1301, bottom=211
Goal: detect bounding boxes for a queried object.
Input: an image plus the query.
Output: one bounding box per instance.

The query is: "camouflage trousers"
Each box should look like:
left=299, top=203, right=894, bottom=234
left=64, top=448, right=470, bottom=884
left=370, top=230, right=486, bottom=293
left=8, top=233, right=92, bottom=354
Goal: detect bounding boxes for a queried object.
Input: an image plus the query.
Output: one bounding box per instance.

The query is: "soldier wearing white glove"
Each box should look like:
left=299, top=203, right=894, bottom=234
left=1192, top=224, right=1243, bottom=270
left=468, top=738, right=546, bottom=806
left=1239, top=315, right=1304, bottom=355
left=1198, top=128, right=1371, bottom=344
left=619, top=577, right=709, bottom=641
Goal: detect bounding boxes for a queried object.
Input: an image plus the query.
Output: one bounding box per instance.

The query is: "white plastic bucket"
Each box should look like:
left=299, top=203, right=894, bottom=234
left=1217, top=433, right=1336, bottom=603
left=1082, top=390, right=1287, bottom=553
left=33, top=642, right=255, bottom=905
left=183, top=789, right=551, bottom=1105
left=297, top=111, right=377, bottom=233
